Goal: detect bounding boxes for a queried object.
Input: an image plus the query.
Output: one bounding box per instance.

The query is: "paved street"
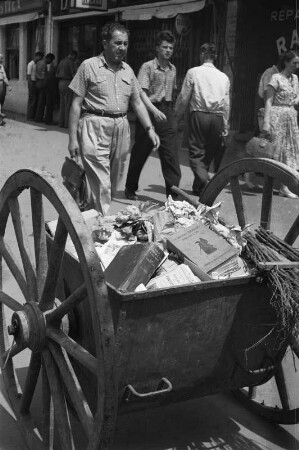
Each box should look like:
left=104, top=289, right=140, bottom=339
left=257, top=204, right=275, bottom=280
left=0, top=115, right=299, bottom=449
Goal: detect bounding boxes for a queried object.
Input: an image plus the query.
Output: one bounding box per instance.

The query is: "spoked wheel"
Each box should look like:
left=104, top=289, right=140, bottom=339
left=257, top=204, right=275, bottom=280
left=200, top=158, right=299, bottom=424
left=0, top=169, right=117, bottom=449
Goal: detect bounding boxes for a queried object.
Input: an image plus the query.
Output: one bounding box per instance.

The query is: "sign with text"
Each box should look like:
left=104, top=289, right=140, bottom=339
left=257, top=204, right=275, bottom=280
left=0, top=0, right=44, bottom=17
left=75, top=0, right=107, bottom=9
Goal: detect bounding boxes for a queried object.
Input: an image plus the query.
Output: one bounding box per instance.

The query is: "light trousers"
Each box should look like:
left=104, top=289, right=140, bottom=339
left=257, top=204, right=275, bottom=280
left=78, top=114, right=130, bottom=215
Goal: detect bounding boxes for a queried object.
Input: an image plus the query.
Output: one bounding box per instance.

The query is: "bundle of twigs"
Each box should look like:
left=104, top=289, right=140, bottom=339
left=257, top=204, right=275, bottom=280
left=244, top=227, right=299, bottom=338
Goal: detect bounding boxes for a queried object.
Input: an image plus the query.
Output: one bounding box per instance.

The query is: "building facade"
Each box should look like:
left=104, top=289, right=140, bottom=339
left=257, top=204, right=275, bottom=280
left=0, top=0, right=229, bottom=119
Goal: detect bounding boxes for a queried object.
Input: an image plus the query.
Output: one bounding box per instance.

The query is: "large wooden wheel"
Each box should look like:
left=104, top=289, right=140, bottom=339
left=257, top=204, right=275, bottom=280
left=0, top=169, right=117, bottom=449
left=200, top=158, right=299, bottom=424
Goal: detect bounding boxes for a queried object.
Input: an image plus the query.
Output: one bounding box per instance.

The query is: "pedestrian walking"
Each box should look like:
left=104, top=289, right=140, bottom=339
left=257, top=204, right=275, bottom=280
left=27, top=51, right=44, bottom=120
left=0, top=53, right=11, bottom=124
left=175, top=43, right=230, bottom=197
left=125, top=30, right=181, bottom=201
left=262, top=50, right=299, bottom=199
left=68, top=22, right=160, bottom=216
left=56, top=50, right=78, bottom=128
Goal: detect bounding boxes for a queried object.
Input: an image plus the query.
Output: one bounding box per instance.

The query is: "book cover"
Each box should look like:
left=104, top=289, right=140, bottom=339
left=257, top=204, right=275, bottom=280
left=104, top=242, right=165, bottom=292
left=166, top=221, right=239, bottom=274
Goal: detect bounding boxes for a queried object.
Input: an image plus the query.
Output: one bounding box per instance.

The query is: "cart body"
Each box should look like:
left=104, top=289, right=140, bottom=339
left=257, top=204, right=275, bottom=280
left=58, top=245, right=284, bottom=414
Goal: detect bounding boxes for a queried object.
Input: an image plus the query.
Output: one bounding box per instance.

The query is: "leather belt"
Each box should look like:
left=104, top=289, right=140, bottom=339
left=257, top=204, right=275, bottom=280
left=83, top=109, right=127, bottom=118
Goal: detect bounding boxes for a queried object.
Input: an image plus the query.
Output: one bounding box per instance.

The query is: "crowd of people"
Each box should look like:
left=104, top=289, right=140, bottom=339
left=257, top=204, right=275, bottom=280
left=2, top=20, right=299, bottom=214
left=67, top=22, right=230, bottom=215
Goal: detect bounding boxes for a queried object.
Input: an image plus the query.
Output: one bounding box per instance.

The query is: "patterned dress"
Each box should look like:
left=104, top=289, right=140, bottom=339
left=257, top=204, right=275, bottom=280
left=269, top=72, right=299, bottom=170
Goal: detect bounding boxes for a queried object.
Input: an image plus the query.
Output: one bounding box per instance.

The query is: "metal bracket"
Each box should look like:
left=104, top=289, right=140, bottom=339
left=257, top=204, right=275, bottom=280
left=124, top=377, right=172, bottom=402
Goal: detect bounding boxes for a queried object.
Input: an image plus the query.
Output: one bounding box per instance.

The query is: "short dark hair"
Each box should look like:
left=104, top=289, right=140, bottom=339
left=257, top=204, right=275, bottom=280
left=199, top=43, right=217, bottom=61
left=70, top=50, right=78, bottom=58
left=35, top=51, right=44, bottom=58
left=101, top=22, right=129, bottom=42
left=155, top=30, right=175, bottom=47
left=280, top=50, right=299, bottom=69
left=46, top=53, right=55, bottom=61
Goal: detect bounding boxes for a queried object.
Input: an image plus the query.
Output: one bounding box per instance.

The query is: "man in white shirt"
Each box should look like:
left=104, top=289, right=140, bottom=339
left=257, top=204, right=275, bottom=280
left=27, top=51, right=44, bottom=120
left=175, top=43, right=230, bottom=197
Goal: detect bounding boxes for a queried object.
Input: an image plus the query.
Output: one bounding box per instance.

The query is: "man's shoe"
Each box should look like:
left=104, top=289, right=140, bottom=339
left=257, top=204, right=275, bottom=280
left=125, top=188, right=138, bottom=201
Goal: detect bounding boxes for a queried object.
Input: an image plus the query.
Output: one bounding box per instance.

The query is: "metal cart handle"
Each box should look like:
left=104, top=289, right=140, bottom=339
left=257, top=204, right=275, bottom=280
left=125, top=377, right=172, bottom=401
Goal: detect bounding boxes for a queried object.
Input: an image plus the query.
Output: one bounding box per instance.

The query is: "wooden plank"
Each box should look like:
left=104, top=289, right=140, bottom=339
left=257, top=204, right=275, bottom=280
left=258, top=261, right=299, bottom=269
left=20, top=353, right=41, bottom=414
left=230, top=175, right=247, bottom=229
left=260, top=174, right=273, bottom=230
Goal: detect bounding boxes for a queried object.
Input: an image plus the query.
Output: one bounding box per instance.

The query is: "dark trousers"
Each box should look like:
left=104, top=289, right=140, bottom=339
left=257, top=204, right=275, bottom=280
left=189, top=111, right=223, bottom=192
left=27, top=80, right=37, bottom=119
left=126, top=105, right=181, bottom=197
left=34, top=79, right=46, bottom=122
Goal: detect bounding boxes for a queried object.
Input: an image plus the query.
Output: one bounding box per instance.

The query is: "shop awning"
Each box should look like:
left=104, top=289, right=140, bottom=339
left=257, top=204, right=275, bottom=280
left=0, top=11, right=39, bottom=26
left=121, top=0, right=206, bottom=21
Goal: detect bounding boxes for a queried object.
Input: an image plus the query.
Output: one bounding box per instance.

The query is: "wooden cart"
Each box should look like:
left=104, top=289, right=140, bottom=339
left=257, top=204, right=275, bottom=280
left=0, top=158, right=299, bottom=449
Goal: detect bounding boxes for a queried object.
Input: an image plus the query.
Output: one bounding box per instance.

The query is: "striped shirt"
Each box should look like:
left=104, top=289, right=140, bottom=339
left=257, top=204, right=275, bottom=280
left=69, top=53, right=141, bottom=114
left=137, top=57, right=176, bottom=103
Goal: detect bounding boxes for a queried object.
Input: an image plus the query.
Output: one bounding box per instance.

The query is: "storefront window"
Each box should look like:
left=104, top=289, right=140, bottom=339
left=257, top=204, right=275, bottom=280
left=60, top=23, right=98, bottom=64
left=6, top=24, right=19, bottom=79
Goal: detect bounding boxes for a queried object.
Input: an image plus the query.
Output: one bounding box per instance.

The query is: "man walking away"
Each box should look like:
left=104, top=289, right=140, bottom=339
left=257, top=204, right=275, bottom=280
left=125, top=30, right=181, bottom=201
left=68, top=22, right=159, bottom=216
left=56, top=50, right=78, bottom=128
left=175, top=43, right=230, bottom=198
left=27, top=51, right=44, bottom=120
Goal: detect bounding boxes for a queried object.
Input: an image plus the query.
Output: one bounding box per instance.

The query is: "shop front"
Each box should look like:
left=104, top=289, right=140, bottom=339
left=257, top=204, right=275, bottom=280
left=0, top=0, right=47, bottom=114
left=232, top=0, right=299, bottom=132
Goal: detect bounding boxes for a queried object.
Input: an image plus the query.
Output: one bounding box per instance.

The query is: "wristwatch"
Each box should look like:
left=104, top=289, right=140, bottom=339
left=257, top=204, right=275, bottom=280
left=145, top=126, right=155, bottom=133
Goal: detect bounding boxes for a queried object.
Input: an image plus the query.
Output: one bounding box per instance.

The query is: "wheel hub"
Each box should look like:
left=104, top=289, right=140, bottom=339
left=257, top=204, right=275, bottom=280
left=8, top=303, right=46, bottom=352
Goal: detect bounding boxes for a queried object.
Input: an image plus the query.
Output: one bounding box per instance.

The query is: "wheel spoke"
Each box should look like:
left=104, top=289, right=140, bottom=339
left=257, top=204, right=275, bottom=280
left=39, top=217, right=68, bottom=312
left=2, top=342, right=24, bottom=361
left=43, top=349, right=75, bottom=450
left=48, top=341, right=94, bottom=436
left=275, top=363, right=291, bottom=410
left=8, top=197, right=38, bottom=302
left=42, top=361, right=54, bottom=449
left=46, top=283, right=87, bottom=324
left=20, top=352, right=41, bottom=414
left=0, top=290, right=24, bottom=312
left=30, top=188, right=48, bottom=298
left=284, top=214, right=299, bottom=245
left=230, top=176, right=247, bottom=228
left=260, top=175, right=274, bottom=230
left=0, top=237, right=29, bottom=301
left=248, top=386, right=257, bottom=400
left=46, top=327, right=97, bottom=374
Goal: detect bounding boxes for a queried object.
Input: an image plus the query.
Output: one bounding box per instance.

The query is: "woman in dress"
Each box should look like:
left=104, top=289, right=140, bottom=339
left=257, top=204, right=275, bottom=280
left=262, top=50, right=299, bottom=198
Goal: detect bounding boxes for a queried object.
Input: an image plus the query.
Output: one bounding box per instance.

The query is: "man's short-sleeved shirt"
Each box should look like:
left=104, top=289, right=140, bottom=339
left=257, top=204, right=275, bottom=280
left=137, top=58, right=176, bottom=103
left=68, top=53, right=141, bottom=114
left=27, top=60, right=37, bottom=81
left=258, top=65, right=278, bottom=99
left=56, top=56, right=77, bottom=81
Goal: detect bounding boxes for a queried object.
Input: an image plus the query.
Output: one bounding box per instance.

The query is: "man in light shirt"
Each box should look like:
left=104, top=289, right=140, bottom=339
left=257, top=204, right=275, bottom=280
left=175, top=43, right=230, bottom=197
left=27, top=51, right=44, bottom=120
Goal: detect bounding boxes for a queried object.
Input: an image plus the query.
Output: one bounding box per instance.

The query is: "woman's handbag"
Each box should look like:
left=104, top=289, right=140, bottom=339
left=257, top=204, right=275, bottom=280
left=245, top=135, right=275, bottom=159
left=61, top=157, right=93, bottom=211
